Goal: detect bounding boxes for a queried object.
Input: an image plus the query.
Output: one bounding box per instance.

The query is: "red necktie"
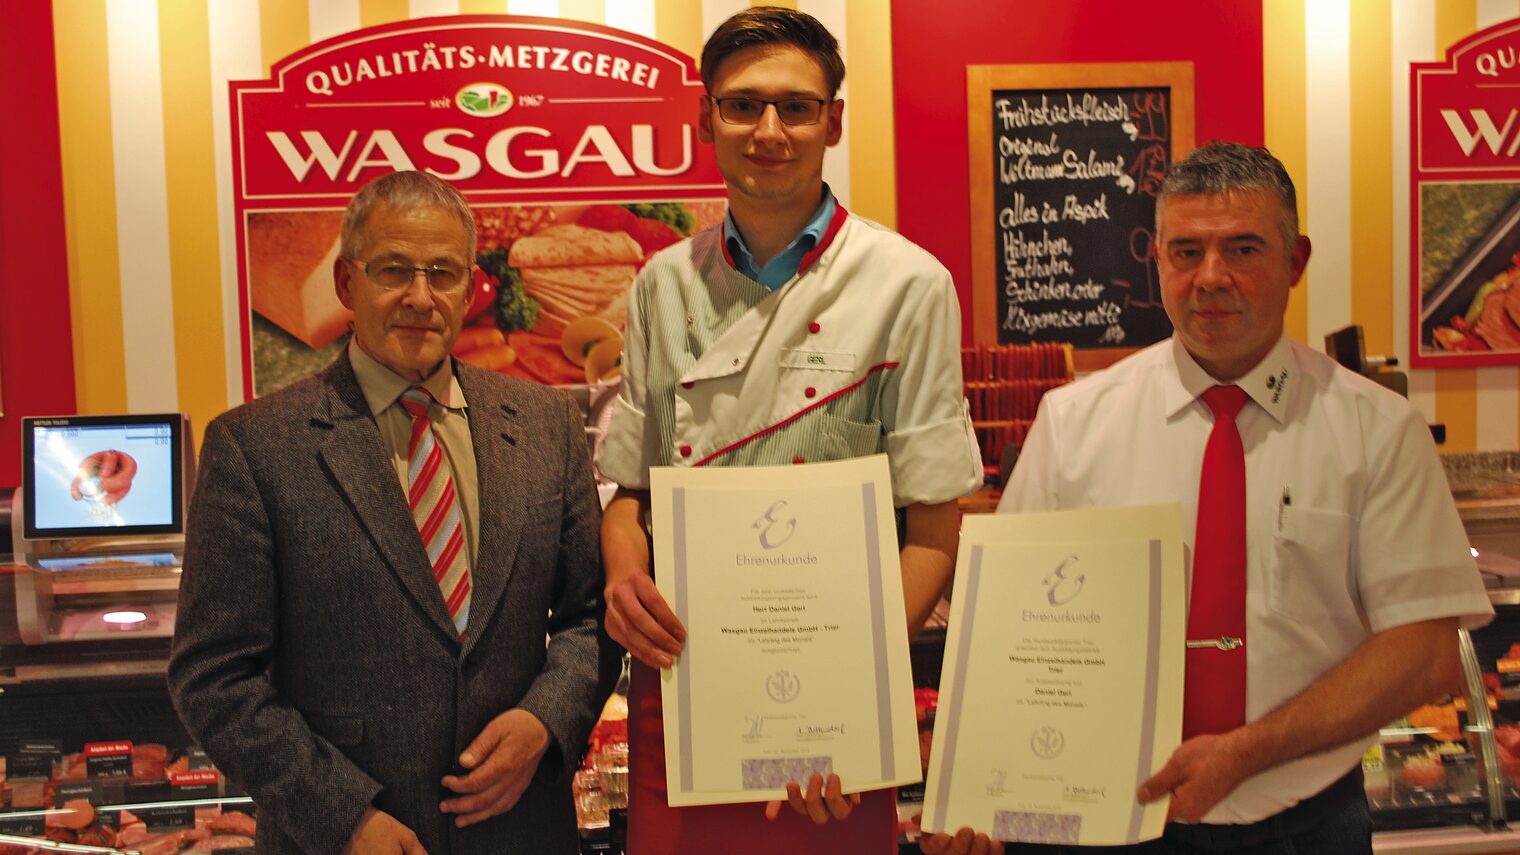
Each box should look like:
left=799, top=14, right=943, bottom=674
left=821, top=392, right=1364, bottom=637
left=1183, top=384, right=1249, bottom=740
left=401, top=388, right=471, bottom=636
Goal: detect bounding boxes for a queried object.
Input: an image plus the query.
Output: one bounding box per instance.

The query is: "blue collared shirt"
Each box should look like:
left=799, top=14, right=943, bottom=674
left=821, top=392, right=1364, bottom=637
left=723, top=187, right=836, bottom=290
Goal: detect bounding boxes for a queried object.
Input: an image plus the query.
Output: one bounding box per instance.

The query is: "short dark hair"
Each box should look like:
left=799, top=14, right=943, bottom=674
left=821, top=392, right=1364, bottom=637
left=700, top=6, right=845, bottom=99
left=341, top=170, right=476, bottom=260
left=1156, top=141, right=1299, bottom=250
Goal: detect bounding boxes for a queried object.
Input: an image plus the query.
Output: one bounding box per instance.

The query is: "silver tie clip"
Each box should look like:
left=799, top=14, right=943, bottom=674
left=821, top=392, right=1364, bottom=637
left=1186, top=637, right=1244, bottom=651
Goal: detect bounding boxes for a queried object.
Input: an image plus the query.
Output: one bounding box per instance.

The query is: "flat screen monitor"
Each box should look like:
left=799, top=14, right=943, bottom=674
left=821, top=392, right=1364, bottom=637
left=22, top=414, right=185, bottom=540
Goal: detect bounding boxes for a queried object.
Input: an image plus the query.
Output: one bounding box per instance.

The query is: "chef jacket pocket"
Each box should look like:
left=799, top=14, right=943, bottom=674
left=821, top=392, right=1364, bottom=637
left=815, top=412, right=884, bottom=458
left=724, top=409, right=881, bottom=465
left=1268, top=505, right=1354, bottom=621
left=303, top=711, right=364, bottom=748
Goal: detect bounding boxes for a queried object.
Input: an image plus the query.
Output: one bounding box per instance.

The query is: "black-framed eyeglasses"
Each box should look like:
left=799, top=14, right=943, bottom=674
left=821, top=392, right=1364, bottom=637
left=710, top=97, right=830, bottom=127
left=346, top=258, right=471, bottom=295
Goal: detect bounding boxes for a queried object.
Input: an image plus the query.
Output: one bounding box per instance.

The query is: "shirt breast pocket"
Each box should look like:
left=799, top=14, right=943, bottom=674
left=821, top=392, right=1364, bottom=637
left=1268, top=505, right=1355, bottom=621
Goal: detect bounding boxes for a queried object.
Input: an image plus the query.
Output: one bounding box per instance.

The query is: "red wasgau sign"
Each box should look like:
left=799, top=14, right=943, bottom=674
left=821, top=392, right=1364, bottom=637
left=231, top=16, right=726, bottom=398
left=1412, top=19, right=1520, bottom=367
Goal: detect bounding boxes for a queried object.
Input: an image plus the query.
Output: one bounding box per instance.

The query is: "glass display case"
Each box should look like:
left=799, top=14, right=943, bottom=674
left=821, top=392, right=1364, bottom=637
left=9, top=449, right=1520, bottom=854
left=1362, top=452, right=1520, bottom=852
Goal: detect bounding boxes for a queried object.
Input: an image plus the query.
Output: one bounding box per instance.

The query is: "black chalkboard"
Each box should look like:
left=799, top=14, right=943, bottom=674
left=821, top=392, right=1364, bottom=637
left=969, top=65, right=1194, bottom=368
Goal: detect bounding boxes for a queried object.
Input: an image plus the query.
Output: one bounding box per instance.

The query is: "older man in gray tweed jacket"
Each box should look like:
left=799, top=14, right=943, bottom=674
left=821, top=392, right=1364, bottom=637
left=169, top=171, right=616, bottom=855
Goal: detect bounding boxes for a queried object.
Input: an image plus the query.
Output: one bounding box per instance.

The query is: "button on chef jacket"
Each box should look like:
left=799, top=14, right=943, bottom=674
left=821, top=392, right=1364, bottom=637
left=597, top=194, right=981, bottom=506
left=999, top=335, right=1493, bottom=824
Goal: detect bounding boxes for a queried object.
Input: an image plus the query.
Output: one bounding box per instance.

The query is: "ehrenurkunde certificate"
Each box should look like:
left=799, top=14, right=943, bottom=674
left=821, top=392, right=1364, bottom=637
left=922, top=505, right=1186, bottom=845
left=651, top=455, right=921, bottom=807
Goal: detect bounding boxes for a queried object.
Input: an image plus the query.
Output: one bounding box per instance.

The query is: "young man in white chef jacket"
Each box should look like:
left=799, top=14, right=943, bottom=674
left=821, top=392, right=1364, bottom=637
left=594, top=7, right=983, bottom=854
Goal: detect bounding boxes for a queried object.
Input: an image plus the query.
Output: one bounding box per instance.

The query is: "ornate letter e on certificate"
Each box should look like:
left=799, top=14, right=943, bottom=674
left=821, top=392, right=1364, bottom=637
left=651, top=454, right=921, bottom=806
left=922, top=504, right=1186, bottom=845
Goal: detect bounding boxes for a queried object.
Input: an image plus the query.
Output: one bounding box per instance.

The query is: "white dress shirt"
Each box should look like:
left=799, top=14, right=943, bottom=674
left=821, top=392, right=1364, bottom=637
left=1000, top=334, right=1493, bottom=823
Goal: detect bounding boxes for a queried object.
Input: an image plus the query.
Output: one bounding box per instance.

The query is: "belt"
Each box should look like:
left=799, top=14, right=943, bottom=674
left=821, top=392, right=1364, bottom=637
left=1162, top=768, right=1365, bottom=851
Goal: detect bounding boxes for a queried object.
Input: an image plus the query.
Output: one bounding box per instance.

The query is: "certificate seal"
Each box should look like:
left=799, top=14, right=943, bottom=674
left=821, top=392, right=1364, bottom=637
left=766, top=670, right=801, bottom=703
left=1030, top=725, right=1066, bottom=759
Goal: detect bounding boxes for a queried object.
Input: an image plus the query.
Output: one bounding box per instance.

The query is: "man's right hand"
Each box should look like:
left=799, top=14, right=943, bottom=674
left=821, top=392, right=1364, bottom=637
left=604, top=571, right=685, bottom=669
left=341, top=808, right=428, bottom=855
left=919, top=827, right=1004, bottom=855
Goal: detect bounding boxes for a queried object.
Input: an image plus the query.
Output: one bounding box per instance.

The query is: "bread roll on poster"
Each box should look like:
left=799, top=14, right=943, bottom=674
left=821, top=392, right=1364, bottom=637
left=248, top=210, right=351, bottom=349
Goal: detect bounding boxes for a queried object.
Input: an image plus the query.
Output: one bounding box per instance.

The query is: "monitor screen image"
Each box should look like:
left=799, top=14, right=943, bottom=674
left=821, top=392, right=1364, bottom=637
left=24, top=415, right=184, bottom=539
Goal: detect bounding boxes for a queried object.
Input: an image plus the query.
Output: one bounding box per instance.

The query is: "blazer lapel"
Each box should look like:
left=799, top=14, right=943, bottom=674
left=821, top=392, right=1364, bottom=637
left=457, top=368, right=529, bottom=657
left=314, top=358, right=459, bottom=643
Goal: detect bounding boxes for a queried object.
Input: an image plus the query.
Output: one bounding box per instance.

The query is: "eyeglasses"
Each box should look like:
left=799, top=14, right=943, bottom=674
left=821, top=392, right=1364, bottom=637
left=347, top=258, right=470, bottom=294
left=710, top=97, right=830, bottom=127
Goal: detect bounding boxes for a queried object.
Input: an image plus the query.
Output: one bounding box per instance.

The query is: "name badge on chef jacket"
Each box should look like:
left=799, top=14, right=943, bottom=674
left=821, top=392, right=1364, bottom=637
left=780, top=349, right=857, bottom=372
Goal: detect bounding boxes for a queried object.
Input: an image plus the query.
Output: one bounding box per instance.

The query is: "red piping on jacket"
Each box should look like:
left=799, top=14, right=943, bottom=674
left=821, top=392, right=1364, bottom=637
left=692, top=360, right=898, bottom=467
left=719, top=203, right=851, bottom=278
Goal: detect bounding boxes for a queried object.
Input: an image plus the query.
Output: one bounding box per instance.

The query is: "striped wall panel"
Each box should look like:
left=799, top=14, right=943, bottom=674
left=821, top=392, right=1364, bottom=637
left=50, top=0, right=1520, bottom=452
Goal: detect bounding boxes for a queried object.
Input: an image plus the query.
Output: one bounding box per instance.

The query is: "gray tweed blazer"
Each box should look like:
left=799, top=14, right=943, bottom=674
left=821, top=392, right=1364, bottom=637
left=168, top=352, right=616, bottom=855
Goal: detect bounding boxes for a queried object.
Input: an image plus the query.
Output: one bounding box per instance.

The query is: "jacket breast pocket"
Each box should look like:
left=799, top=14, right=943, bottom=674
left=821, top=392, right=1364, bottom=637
left=816, top=412, right=883, bottom=458
left=526, top=493, right=562, bottom=523
left=754, top=410, right=880, bottom=463
left=1268, top=505, right=1354, bottom=621
left=302, top=711, right=364, bottom=748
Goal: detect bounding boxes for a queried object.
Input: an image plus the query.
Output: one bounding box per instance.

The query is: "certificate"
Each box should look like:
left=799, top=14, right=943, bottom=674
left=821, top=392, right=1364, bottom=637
left=651, top=455, right=921, bottom=806
left=922, top=505, right=1185, bottom=845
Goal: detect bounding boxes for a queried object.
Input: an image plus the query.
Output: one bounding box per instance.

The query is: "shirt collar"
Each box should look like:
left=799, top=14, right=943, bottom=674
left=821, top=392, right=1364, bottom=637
left=722, top=185, right=837, bottom=287
left=1163, top=334, right=1293, bottom=424
left=348, top=339, right=467, bottom=418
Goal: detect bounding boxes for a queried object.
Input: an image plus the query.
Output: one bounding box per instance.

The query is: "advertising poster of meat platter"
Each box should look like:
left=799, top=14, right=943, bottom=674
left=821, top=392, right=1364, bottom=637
left=1412, top=17, right=1520, bottom=367
left=231, top=16, right=726, bottom=398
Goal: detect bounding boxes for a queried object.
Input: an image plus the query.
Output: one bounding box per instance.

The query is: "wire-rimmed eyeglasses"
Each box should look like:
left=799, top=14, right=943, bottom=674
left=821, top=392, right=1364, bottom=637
left=346, top=258, right=471, bottom=295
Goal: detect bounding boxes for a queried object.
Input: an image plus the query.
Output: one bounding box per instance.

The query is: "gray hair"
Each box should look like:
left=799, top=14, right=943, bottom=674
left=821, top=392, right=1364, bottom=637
left=1156, top=141, right=1299, bottom=251
left=340, top=171, right=476, bottom=260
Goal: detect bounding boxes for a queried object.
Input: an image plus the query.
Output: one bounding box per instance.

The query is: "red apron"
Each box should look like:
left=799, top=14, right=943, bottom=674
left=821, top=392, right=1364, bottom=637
left=626, top=660, right=898, bottom=854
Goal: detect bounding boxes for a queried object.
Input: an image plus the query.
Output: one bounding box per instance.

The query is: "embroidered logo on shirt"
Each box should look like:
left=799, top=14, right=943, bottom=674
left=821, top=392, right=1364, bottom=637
left=780, top=349, right=857, bottom=372
left=1266, top=368, right=1289, bottom=404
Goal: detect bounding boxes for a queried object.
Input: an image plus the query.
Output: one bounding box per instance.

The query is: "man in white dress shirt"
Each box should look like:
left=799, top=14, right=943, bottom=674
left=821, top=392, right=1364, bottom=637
left=926, top=141, right=1493, bottom=855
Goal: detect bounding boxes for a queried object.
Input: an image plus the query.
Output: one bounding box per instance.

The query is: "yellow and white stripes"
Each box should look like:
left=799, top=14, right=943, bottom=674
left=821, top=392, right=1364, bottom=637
left=1305, top=0, right=1353, bottom=344
left=1272, top=0, right=1520, bottom=451
left=56, top=0, right=128, bottom=417
left=209, top=0, right=264, bottom=408
left=57, top=0, right=890, bottom=452
left=72, top=1, right=1520, bottom=454
left=1392, top=0, right=1434, bottom=415
left=109, top=0, right=179, bottom=414
left=312, top=0, right=360, bottom=39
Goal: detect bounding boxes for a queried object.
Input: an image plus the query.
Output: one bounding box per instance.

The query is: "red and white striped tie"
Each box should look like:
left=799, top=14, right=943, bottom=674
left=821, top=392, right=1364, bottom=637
left=400, top=388, right=470, bottom=635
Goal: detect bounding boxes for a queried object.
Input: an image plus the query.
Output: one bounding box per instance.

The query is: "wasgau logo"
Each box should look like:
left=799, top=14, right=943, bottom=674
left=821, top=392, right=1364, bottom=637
left=456, top=82, right=513, bottom=117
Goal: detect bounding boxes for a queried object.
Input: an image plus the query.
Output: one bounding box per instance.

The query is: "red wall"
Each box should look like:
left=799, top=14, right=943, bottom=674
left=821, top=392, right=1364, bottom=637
left=890, top=0, right=1265, bottom=343
left=0, top=0, right=77, bottom=490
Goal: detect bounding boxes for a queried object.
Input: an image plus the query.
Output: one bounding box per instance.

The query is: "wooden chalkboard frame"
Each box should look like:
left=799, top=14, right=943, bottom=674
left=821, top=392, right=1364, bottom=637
left=967, top=62, right=1194, bottom=371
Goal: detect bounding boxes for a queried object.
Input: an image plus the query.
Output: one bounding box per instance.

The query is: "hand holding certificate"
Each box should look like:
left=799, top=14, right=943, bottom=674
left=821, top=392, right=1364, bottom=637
left=650, top=455, right=921, bottom=806
left=922, top=505, right=1186, bottom=846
